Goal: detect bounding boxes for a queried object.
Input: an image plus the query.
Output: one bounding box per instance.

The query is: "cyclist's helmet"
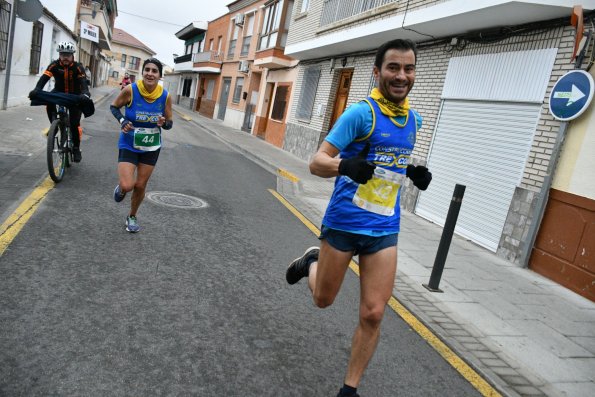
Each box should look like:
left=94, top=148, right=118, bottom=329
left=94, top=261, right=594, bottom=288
left=56, top=41, right=76, bottom=54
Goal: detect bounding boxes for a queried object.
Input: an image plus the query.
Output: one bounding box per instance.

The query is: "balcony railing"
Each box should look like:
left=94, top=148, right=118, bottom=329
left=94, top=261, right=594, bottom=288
left=320, top=0, right=396, bottom=27
left=193, top=51, right=223, bottom=63
left=174, top=53, right=192, bottom=64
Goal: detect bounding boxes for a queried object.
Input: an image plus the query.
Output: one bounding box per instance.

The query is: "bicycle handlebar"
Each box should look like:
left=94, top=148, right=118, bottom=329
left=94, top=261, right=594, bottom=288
left=30, top=90, right=95, bottom=118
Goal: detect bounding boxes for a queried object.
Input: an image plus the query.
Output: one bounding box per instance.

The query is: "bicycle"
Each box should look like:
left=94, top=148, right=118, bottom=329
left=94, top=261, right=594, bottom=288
left=29, top=90, right=94, bottom=183
left=46, top=105, right=74, bottom=183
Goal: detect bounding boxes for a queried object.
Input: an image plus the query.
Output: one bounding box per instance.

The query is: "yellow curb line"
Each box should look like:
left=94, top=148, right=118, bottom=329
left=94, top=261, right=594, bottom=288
left=0, top=177, right=54, bottom=256
left=174, top=109, right=192, bottom=121
left=268, top=188, right=502, bottom=397
left=277, top=168, right=300, bottom=183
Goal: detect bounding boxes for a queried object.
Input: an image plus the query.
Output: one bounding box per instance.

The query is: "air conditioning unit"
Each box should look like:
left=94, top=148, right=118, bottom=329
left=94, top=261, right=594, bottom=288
left=235, top=13, right=245, bottom=26
left=238, top=60, right=249, bottom=73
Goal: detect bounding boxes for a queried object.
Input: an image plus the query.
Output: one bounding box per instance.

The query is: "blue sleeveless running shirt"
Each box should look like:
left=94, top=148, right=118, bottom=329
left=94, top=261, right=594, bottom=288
left=118, top=83, right=168, bottom=152
left=322, top=98, right=420, bottom=235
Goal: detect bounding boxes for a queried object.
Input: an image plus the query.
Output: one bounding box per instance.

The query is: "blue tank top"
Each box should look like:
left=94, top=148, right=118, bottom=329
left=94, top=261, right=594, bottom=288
left=118, top=83, right=168, bottom=152
left=322, top=98, right=418, bottom=235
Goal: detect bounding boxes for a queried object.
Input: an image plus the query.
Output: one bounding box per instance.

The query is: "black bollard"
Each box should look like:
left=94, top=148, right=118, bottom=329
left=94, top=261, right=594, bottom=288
left=423, top=184, right=466, bottom=293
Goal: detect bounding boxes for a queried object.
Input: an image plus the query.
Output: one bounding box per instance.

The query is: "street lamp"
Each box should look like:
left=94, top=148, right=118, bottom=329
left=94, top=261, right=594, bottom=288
left=79, top=0, right=101, bottom=19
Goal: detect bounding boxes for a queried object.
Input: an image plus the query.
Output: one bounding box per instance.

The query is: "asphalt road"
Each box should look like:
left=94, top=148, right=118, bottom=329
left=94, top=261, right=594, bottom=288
left=0, top=94, right=483, bottom=396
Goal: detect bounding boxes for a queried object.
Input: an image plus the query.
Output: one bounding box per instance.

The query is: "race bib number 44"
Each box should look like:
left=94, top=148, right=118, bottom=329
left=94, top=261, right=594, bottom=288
left=133, top=127, right=161, bottom=151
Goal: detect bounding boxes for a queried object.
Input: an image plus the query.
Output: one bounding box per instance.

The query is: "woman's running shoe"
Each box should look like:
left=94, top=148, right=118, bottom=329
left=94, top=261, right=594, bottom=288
left=126, top=215, right=140, bottom=233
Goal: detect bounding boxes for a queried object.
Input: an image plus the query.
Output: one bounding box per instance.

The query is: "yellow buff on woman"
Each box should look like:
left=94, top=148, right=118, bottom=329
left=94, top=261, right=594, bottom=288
left=136, top=80, right=163, bottom=102
left=370, top=87, right=409, bottom=117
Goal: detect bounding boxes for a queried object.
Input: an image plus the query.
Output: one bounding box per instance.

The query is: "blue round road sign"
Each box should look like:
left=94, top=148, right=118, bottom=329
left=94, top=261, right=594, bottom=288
left=549, top=70, right=594, bottom=121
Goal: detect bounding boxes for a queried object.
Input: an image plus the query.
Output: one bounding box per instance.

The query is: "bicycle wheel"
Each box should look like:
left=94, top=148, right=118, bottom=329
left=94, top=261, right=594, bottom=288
left=63, top=124, right=72, bottom=168
left=47, top=119, right=66, bottom=182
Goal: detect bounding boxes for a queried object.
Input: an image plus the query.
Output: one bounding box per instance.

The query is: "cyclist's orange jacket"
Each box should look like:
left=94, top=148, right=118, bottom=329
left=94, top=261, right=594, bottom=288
left=34, top=60, right=89, bottom=95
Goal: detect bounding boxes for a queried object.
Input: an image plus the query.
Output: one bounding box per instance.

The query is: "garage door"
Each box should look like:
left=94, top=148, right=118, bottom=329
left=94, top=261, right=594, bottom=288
left=415, top=48, right=558, bottom=251
left=415, top=99, right=541, bottom=251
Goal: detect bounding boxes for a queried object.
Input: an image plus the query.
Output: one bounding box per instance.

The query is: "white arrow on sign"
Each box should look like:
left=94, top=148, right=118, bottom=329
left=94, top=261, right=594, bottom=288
left=553, top=84, right=586, bottom=106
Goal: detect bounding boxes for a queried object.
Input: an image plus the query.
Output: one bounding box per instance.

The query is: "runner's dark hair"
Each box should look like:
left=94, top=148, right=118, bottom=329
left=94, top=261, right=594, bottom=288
left=143, top=57, right=163, bottom=77
left=374, top=39, right=418, bottom=68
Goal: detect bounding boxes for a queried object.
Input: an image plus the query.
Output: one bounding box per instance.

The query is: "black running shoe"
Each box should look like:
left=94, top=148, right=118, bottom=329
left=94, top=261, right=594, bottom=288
left=336, top=391, right=360, bottom=397
left=73, top=147, right=82, bottom=162
left=286, top=246, right=319, bottom=285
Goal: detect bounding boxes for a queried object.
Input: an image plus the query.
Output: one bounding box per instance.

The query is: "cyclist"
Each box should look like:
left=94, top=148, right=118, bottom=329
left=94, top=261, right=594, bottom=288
left=30, top=41, right=90, bottom=162
left=120, top=73, right=131, bottom=90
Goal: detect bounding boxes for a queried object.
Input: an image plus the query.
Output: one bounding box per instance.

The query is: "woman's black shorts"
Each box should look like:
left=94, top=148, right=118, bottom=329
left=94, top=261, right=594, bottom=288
left=118, top=148, right=160, bottom=166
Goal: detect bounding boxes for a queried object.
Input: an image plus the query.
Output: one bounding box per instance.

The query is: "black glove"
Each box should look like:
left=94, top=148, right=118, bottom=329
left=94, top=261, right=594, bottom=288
left=406, top=164, right=432, bottom=191
left=29, top=89, right=39, bottom=99
left=338, top=142, right=376, bottom=184
left=120, top=118, right=131, bottom=130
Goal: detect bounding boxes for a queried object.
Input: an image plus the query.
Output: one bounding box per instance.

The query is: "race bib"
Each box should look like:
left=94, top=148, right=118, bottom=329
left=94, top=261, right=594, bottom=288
left=133, top=127, right=161, bottom=151
left=352, top=168, right=405, bottom=216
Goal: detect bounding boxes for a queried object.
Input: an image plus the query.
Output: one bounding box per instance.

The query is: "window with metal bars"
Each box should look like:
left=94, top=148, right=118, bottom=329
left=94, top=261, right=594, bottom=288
left=29, top=21, right=43, bottom=74
left=320, top=0, right=396, bottom=27
left=0, top=0, right=11, bottom=70
left=296, top=67, right=320, bottom=120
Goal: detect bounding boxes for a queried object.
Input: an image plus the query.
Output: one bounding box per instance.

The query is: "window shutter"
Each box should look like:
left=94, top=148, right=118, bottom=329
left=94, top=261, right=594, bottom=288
left=0, top=0, right=11, bottom=70
left=296, top=67, right=320, bottom=120
left=29, top=21, right=43, bottom=74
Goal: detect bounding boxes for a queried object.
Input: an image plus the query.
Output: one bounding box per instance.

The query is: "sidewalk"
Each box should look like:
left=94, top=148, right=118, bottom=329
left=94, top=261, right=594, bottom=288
left=173, top=104, right=595, bottom=397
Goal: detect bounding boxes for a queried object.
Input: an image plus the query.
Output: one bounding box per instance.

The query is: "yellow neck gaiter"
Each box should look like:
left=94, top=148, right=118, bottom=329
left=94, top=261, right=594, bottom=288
left=370, top=88, right=409, bottom=117
left=137, top=80, right=163, bottom=103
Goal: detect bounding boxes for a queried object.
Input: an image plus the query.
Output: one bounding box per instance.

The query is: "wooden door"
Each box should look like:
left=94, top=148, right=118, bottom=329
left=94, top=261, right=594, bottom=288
left=529, top=189, right=595, bottom=302
left=329, top=69, right=353, bottom=129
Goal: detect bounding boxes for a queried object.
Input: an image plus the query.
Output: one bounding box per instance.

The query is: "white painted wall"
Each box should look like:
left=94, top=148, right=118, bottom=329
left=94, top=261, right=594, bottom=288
left=0, top=9, right=76, bottom=108
left=552, top=69, right=595, bottom=200
left=223, top=107, right=244, bottom=130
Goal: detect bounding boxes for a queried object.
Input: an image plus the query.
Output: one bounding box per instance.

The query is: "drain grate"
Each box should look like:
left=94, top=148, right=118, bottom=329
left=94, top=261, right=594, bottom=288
left=146, top=191, right=209, bottom=209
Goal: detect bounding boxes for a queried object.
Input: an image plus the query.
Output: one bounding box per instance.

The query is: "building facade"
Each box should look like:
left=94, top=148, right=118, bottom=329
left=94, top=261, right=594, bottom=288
left=194, top=14, right=229, bottom=119
left=213, top=0, right=270, bottom=132
left=75, top=0, right=117, bottom=88
left=170, top=21, right=208, bottom=110
left=252, top=0, right=298, bottom=147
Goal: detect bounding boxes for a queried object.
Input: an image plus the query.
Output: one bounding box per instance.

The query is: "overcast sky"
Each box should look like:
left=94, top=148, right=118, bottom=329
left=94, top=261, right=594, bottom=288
left=41, top=0, right=229, bottom=67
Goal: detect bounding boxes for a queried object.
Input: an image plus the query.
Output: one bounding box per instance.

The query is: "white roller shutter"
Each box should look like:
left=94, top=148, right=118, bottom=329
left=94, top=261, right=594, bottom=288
left=415, top=48, right=557, bottom=252
left=415, top=100, right=541, bottom=251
